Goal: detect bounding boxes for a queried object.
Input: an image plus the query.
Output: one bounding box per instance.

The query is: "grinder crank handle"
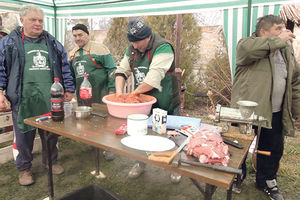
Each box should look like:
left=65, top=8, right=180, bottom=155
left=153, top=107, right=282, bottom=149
left=148, top=151, right=178, bottom=164
left=256, top=150, right=271, bottom=156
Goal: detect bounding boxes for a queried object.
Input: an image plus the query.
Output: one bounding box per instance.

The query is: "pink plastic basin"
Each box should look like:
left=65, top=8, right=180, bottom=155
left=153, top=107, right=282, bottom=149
left=102, top=94, right=157, bottom=118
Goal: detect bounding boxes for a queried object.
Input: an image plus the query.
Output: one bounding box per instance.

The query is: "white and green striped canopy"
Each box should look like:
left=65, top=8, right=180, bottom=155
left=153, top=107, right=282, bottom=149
left=0, top=0, right=299, bottom=76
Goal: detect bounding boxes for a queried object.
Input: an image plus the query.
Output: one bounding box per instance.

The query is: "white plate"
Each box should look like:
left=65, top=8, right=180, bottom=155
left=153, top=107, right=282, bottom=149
left=121, top=135, right=175, bottom=152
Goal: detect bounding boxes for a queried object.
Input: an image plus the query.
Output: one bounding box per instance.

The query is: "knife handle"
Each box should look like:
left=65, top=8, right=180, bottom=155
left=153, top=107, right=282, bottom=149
left=256, top=150, right=271, bottom=156
left=222, top=138, right=244, bottom=149
left=148, top=151, right=178, bottom=164
left=150, top=151, right=174, bottom=157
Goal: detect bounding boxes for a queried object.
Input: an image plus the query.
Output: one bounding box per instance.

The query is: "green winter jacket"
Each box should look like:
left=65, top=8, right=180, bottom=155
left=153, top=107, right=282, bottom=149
left=231, top=33, right=300, bottom=137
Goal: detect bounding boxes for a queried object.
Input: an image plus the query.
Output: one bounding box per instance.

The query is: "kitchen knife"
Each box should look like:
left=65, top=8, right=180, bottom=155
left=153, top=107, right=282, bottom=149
left=222, top=137, right=244, bottom=149
left=148, top=135, right=191, bottom=164
left=91, top=111, right=107, bottom=118
left=180, top=159, right=243, bottom=175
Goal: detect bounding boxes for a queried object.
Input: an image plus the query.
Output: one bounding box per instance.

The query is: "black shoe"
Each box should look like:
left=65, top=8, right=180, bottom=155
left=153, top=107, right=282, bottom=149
left=263, top=186, right=284, bottom=200
left=103, top=151, right=115, bottom=161
left=259, top=179, right=284, bottom=200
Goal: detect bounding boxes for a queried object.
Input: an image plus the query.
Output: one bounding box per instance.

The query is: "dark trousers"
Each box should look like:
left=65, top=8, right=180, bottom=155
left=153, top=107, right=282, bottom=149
left=12, top=108, right=59, bottom=171
left=256, top=111, right=284, bottom=188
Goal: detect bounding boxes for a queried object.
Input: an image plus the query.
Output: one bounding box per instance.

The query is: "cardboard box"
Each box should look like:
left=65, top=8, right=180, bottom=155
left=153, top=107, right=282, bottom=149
left=152, top=108, right=167, bottom=134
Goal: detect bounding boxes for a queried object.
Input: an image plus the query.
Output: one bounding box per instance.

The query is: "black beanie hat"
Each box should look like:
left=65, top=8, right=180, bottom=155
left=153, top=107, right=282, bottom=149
left=72, top=24, right=89, bottom=35
left=127, top=19, right=152, bottom=42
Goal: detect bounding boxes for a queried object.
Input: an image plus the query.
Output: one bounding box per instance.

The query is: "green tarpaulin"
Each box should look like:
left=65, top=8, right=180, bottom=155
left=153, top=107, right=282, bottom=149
left=0, top=0, right=298, bottom=77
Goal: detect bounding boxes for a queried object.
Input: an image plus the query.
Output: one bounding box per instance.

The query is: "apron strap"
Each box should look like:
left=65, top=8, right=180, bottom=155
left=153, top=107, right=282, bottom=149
left=71, top=52, right=76, bottom=66
left=147, top=51, right=151, bottom=61
left=22, top=31, right=46, bottom=41
left=89, top=51, right=103, bottom=68
left=130, top=52, right=137, bottom=71
left=22, top=32, right=25, bottom=41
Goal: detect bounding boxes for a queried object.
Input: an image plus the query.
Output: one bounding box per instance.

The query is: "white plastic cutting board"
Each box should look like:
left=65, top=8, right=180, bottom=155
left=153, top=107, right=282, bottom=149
left=121, top=135, right=175, bottom=152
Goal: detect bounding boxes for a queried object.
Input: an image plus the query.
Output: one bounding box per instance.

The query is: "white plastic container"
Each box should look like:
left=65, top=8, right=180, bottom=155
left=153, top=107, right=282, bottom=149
left=127, top=114, right=148, bottom=136
left=64, top=101, right=73, bottom=118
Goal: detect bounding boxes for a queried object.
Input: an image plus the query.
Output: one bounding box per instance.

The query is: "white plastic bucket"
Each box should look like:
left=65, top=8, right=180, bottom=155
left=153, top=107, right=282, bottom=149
left=127, top=114, right=148, bottom=136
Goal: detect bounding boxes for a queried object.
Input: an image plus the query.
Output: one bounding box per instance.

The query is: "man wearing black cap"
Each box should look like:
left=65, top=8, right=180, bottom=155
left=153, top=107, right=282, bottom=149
left=69, top=24, right=117, bottom=161
left=115, top=19, right=181, bottom=183
left=70, top=24, right=116, bottom=104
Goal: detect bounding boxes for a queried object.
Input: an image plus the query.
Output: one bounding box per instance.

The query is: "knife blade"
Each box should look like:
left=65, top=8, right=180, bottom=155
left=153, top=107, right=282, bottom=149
left=148, top=135, right=191, bottom=164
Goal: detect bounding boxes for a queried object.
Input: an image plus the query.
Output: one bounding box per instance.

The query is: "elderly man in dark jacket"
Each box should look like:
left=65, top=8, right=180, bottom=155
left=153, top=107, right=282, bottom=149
left=231, top=15, right=300, bottom=200
left=0, top=5, right=75, bottom=186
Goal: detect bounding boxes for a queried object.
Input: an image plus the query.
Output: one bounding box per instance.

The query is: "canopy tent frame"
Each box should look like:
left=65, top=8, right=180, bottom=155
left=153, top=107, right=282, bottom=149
left=1, top=0, right=299, bottom=77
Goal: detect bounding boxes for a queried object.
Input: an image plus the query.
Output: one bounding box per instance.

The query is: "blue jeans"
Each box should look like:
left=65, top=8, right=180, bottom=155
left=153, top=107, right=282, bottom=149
left=12, top=107, right=59, bottom=171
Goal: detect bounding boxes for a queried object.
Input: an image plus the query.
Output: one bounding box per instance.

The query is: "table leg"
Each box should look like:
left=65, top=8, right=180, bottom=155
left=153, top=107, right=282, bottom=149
left=227, top=184, right=232, bottom=200
left=90, top=147, right=106, bottom=178
left=45, top=132, right=54, bottom=200
left=95, top=147, right=100, bottom=176
left=236, top=174, right=242, bottom=188
left=190, top=178, right=217, bottom=200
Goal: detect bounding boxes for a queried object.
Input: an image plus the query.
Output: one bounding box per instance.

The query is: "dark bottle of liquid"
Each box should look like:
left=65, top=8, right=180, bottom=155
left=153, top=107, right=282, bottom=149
left=79, top=74, right=92, bottom=107
left=50, top=77, right=64, bottom=121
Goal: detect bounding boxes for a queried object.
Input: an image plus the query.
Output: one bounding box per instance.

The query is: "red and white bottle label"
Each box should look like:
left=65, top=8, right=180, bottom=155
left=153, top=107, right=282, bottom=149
left=80, top=88, right=92, bottom=99
left=50, top=98, right=64, bottom=111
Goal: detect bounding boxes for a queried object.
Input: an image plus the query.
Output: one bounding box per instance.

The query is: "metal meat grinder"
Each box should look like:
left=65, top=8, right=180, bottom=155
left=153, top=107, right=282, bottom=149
left=214, top=100, right=266, bottom=135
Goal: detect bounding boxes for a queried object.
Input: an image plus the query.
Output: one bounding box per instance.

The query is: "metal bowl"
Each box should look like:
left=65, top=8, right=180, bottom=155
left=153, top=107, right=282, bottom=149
left=74, top=106, right=92, bottom=119
left=237, top=100, right=258, bottom=119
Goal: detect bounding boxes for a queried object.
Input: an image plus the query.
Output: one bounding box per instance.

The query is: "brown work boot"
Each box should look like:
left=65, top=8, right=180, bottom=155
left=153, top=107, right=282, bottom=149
left=19, top=169, right=34, bottom=186
left=44, top=164, right=64, bottom=175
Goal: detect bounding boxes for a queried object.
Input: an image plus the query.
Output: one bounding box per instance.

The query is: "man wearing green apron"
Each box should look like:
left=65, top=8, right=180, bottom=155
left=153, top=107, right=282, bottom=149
left=0, top=5, right=75, bottom=186
left=115, top=19, right=181, bottom=183
left=69, top=24, right=116, bottom=105
left=69, top=24, right=116, bottom=161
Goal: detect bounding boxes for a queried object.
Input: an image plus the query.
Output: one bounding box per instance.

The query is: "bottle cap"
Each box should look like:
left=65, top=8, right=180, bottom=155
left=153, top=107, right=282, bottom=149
left=84, top=74, right=88, bottom=78
left=54, top=78, right=59, bottom=82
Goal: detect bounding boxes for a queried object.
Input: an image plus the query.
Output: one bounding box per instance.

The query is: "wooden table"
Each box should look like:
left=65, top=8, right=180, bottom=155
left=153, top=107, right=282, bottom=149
left=24, top=104, right=253, bottom=200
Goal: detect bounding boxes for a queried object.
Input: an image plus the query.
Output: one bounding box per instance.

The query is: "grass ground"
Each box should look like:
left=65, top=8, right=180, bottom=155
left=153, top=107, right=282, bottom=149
left=0, top=108, right=299, bottom=200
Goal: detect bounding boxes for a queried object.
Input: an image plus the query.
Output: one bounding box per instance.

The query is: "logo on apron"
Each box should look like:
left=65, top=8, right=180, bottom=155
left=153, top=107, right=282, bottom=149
left=28, top=50, right=50, bottom=70
left=74, top=60, right=87, bottom=78
left=134, top=66, right=147, bottom=85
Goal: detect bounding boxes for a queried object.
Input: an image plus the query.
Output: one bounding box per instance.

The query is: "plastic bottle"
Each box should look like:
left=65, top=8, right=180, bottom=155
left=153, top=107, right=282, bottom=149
left=50, top=78, right=64, bottom=121
left=79, top=74, right=92, bottom=107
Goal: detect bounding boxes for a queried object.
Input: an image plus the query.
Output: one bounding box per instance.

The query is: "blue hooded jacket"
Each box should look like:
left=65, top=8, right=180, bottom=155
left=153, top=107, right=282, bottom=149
left=0, top=26, right=75, bottom=107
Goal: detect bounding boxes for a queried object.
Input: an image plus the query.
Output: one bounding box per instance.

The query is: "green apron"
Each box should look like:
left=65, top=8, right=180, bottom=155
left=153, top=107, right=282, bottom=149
left=72, top=50, right=108, bottom=104
left=131, top=51, right=175, bottom=114
left=17, top=43, right=52, bottom=133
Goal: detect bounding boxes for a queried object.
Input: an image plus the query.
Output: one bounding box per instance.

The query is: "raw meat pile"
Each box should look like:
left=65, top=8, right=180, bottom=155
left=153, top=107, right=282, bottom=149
left=106, top=93, right=152, bottom=103
left=186, top=129, right=230, bottom=166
